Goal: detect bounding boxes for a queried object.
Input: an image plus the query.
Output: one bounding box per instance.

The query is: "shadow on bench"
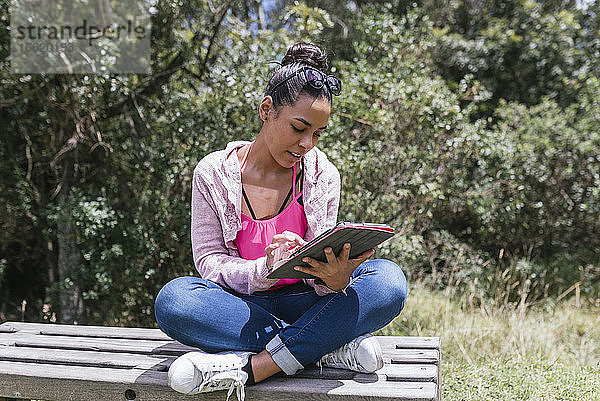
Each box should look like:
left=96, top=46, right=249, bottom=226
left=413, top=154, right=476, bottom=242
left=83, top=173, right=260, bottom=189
left=0, top=322, right=441, bottom=400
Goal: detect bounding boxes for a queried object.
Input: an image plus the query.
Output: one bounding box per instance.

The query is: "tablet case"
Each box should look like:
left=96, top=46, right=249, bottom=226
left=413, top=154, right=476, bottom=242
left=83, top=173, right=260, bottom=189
left=266, top=222, right=395, bottom=279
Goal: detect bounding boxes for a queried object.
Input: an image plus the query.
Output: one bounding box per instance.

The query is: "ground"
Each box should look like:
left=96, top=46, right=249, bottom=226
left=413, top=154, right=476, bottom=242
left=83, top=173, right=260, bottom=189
left=376, top=282, right=600, bottom=401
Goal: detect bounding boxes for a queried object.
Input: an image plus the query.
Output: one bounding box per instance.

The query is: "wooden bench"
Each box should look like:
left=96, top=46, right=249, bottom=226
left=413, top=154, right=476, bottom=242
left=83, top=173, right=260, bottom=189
left=0, top=321, right=441, bottom=400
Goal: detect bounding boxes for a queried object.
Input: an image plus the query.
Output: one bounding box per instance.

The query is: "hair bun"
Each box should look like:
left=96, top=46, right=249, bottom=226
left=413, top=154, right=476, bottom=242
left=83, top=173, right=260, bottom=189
left=281, top=42, right=328, bottom=72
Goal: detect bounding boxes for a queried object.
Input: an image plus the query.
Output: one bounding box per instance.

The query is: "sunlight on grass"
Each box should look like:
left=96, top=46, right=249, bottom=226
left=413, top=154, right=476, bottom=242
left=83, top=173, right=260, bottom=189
left=376, top=282, right=600, bottom=400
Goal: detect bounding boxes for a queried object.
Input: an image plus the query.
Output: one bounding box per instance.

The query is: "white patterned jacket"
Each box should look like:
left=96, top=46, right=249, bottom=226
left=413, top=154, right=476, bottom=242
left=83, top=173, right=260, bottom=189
left=191, top=140, right=341, bottom=295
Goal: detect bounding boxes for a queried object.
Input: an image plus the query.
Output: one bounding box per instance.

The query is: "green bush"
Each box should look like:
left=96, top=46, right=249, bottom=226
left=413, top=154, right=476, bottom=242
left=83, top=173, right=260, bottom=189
left=1, top=1, right=598, bottom=325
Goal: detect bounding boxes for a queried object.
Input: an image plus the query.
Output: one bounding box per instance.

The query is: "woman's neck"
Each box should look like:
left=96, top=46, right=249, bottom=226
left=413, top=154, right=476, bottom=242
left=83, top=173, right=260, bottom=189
left=243, top=133, right=290, bottom=178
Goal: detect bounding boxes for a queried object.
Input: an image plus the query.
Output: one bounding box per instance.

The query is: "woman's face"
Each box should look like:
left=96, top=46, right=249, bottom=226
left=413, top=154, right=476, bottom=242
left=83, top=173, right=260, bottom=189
left=261, top=93, right=331, bottom=169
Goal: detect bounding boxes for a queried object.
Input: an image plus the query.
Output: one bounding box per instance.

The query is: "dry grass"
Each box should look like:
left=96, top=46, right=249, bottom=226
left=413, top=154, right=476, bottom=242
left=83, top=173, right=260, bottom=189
left=376, top=282, right=600, bottom=400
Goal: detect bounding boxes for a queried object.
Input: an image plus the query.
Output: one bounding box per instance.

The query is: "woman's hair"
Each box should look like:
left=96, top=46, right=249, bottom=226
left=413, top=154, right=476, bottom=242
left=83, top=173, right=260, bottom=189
left=265, top=42, right=333, bottom=113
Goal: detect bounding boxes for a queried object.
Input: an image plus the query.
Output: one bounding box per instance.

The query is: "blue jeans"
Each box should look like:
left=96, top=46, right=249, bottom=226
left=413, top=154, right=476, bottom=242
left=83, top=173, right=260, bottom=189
left=154, top=258, right=407, bottom=375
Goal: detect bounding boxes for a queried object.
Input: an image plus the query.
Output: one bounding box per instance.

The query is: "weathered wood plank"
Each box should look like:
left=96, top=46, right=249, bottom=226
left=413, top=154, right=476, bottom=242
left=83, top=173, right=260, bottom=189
left=384, top=349, right=440, bottom=364
left=1, top=372, right=187, bottom=401
left=252, top=377, right=437, bottom=401
left=0, top=322, right=171, bottom=341
left=1, top=374, right=438, bottom=401
left=376, top=336, right=441, bottom=350
left=366, top=364, right=437, bottom=383
left=0, top=332, right=196, bottom=355
left=0, top=361, right=437, bottom=401
left=0, top=346, right=174, bottom=371
left=0, top=361, right=157, bottom=384
left=275, top=363, right=437, bottom=383
left=437, top=342, right=443, bottom=401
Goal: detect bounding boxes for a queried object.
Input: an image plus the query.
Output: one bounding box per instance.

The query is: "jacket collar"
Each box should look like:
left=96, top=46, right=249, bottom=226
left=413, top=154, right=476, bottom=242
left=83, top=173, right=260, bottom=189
left=215, top=140, right=326, bottom=244
left=221, top=140, right=320, bottom=184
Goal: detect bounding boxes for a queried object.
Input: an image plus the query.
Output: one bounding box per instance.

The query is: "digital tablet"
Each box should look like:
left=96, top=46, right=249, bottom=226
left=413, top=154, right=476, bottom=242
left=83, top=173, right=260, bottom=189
left=266, top=222, right=395, bottom=279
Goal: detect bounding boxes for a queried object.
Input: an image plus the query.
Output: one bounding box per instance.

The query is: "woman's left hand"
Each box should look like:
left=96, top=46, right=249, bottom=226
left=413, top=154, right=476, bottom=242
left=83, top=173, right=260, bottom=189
left=294, top=243, right=375, bottom=292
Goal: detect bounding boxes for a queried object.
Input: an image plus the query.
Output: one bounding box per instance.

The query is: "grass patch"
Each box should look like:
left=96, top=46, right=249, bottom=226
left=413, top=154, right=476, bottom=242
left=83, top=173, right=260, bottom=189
left=376, top=282, right=600, bottom=400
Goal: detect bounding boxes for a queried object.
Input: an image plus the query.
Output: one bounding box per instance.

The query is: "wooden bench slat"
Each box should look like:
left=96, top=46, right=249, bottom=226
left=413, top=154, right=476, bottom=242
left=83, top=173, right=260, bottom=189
left=0, top=332, right=195, bottom=355
left=251, top=377, right=437, bottom=401
left=0, top=346, right=173, bottom=371
left=384, top=349, right=440, bottom=364
left=274, top=363, right=437, bottom=383
left=376, top=336, right=441, bottom=350
left=0, top=322, right=172, bottom=341
left=0, top=361, right=437, bottom=401
left=368, top=364, right=438, bottom=382
left=0, top=361, right=153, bottom=383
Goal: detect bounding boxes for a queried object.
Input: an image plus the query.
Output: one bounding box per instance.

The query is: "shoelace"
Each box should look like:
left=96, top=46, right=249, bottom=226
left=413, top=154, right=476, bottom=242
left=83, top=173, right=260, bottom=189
left=226, top=377, right=245, bottom=401
left=193, top=367, right=246, bottom=401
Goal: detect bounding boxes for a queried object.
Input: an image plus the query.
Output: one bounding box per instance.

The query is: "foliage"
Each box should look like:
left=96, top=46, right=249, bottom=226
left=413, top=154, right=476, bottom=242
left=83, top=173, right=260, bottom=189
left=428, top=0, right=600, bottom=116
left=435, top=80, right=600, bottom=300
left=0, top=0, right=599, bottom=325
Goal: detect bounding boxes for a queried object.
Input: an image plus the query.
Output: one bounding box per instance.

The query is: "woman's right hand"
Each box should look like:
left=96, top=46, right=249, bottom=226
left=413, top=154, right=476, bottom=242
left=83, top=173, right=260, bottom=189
left=265, top=231, right=307, bottom=270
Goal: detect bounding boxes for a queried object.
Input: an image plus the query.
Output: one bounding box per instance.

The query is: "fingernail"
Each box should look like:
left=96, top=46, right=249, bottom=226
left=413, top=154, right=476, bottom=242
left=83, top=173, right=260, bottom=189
left=302, top=258, right=309, bottom=262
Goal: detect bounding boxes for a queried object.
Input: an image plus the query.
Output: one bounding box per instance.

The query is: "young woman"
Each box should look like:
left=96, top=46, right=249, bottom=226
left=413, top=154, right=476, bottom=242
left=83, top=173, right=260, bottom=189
left=154, top=43, right=408, bottom=400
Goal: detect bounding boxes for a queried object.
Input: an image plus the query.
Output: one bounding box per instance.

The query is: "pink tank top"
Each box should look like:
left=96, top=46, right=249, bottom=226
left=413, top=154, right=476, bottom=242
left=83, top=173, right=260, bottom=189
left=233, top=142, right=308, bottom=290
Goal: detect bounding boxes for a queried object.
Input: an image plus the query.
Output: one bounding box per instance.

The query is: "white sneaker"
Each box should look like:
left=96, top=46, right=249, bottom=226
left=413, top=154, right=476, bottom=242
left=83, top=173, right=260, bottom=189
left=167, top=350, right=253, bottom=401
left=316, top=333, right=384, bottom=373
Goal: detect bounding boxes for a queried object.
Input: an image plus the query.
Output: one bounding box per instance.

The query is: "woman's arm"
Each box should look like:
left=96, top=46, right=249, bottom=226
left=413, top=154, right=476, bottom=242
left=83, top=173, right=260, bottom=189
left=191, top=167, right=279, bottom=294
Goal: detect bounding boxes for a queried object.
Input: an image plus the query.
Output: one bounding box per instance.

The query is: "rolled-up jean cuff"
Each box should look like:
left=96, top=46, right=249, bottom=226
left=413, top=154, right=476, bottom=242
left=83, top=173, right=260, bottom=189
left=265, top=334, right=304, bottom=375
